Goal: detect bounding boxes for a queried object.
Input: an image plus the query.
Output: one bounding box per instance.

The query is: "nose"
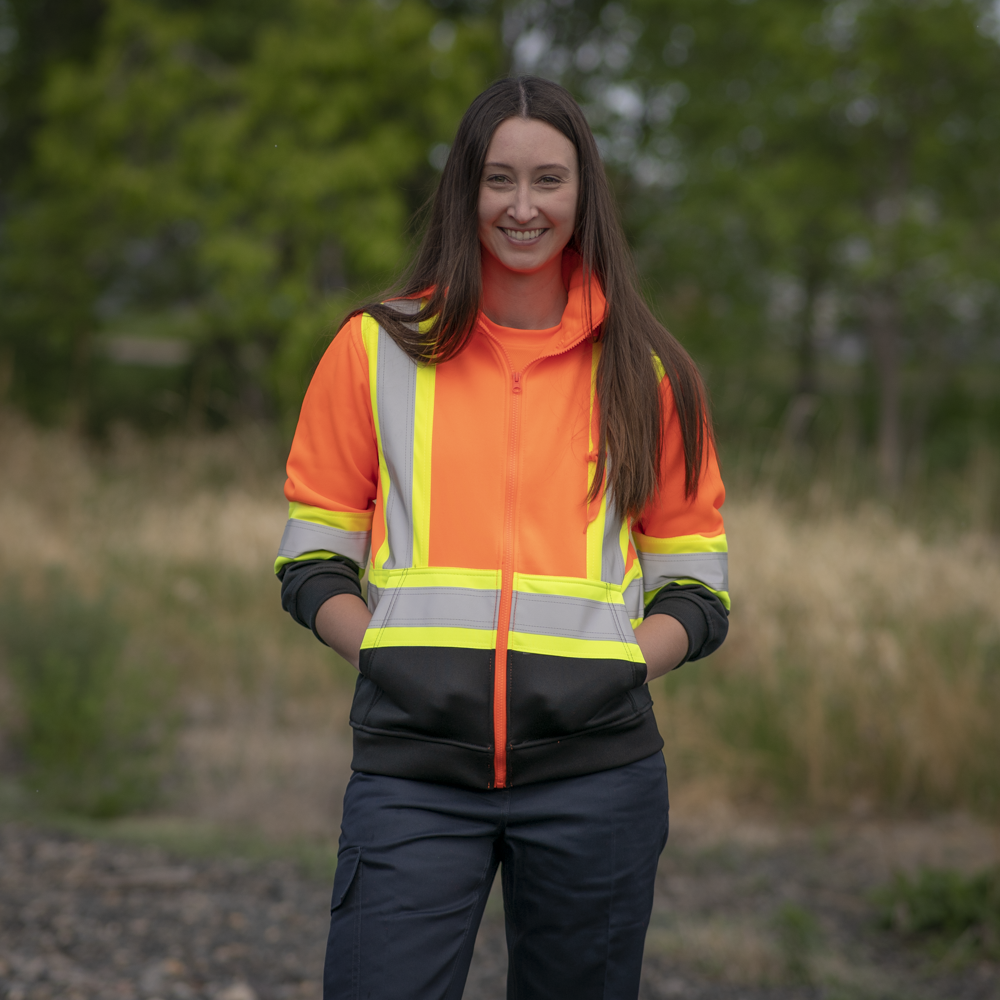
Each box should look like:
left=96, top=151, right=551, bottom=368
left=508, top=182, right=538, bottom=226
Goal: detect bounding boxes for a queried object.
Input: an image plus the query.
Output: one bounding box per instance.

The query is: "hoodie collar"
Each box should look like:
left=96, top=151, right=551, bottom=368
left=476, top=250, right=607, bottom=354
left=555, top=250, right=607, bottom=349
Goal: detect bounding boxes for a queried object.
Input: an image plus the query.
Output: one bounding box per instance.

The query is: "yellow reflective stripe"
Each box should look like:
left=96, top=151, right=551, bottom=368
left=512, top=572, right=623, bottom=604
left=369, top=566, right=501, bottom=591
left=645, top=581, right=732, bottom=612
left=274, top=550, right=341, bottom=574
left=509, top=631, right=645, bottom=662
left=585, top=343, right=604, bottom=581
left=411, top=362, right=436, bottom=569
left=673, top=579, right=731, bottom=611
left=633, top=531, right=728, bottom=555
left=361, top=626, right=497, bottom=651
left=652, top=351, right=665, bottom=382
left=361, top=314, right=391, bottom=571
left=288, top=502, right=372, bottom=534
left=369, top=570, right=638, bottom=602
left=361, top=626, right=642, bottom=660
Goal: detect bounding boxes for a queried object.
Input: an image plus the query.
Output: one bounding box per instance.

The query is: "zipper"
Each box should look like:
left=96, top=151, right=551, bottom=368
left=481, top=327, right=595, bottom=789
left=493, top=367, right=522, bottom=787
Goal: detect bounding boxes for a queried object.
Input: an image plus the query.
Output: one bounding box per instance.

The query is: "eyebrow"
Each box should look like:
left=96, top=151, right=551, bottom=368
left=483, top=162, right=572, bottom=171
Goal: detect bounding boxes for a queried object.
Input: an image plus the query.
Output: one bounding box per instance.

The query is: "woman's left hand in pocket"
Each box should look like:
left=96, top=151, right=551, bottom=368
left=633, top=614, right=689, bottom=684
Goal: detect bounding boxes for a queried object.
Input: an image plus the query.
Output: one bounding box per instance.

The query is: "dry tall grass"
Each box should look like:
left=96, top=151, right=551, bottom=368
left=1, top=411, right=998, bottom=834
left=0, top=412, right=355, bottom=839
left=657, top=498, right=1000, bottom=815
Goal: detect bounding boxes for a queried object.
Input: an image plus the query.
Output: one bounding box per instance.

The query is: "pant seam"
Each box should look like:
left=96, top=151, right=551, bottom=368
left=443, top=849, right=496, bottom=1000
left=600, top=776, right=616, bottom=1000
left=352, top=861, right=362, bottom=1000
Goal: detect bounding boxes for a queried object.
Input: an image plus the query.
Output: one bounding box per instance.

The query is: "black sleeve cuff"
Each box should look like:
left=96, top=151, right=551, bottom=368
left=644, top=582, right=729, bottom=665
left=278, top=557, right=365, bottom=644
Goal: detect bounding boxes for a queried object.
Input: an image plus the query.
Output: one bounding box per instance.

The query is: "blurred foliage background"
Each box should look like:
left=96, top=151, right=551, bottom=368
left=2, top=0, right=999, bottom=510
left=1, top=0, right=1000, bottom=830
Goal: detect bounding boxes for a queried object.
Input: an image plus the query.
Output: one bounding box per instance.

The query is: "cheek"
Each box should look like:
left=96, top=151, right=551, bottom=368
left=554, top=193, right=578, bottom=230
left=478, top=190, right=501, bottom=228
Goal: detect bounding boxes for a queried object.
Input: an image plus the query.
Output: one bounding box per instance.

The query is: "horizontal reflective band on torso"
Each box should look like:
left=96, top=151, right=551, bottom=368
left=368, top=585, right=500, bottom=631
left=511, top=591, right=638, bottom=644
left=636, top=551, right=729, bottom=593
left=277, top=518, right=371, bottom=565
left=365, top=583, right=639, bottom=647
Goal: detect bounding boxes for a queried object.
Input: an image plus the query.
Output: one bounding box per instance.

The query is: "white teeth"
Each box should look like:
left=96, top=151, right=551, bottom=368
left=503, top=228, right=545, bottom=241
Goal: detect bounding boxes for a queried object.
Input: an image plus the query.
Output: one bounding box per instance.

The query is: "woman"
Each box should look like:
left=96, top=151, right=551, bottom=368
left=276, top=76, right=729, bottom=1000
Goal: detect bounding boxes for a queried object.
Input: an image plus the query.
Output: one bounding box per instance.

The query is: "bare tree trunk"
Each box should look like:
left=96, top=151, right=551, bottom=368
left=864, top=286, right=903, bottom=494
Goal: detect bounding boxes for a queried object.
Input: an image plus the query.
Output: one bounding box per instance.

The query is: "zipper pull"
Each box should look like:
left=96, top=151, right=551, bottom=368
left=512, top=371, right=522, bottom=394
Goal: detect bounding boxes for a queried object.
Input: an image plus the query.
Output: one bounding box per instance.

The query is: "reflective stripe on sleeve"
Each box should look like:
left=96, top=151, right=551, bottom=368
left=276, top=518, right=371, bottom=565
left=633, top=531, right=728, bottom=555
left=637, top=550, right=729, bottom=594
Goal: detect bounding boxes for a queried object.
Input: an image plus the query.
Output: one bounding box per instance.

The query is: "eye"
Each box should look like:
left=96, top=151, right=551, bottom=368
left=485, top=172, right=512, bottom=184
left=537, top=174, right=564, bottom=185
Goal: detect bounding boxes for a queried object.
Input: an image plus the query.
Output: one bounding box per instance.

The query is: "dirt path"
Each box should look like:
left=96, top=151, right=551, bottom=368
left=2, top=817, right=998, bottom=1000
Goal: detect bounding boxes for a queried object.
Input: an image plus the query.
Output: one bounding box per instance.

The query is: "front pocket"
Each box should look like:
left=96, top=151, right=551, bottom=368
left=357, top=646, right=493, bottom=747
left=507, top=650, right=641, bottom=745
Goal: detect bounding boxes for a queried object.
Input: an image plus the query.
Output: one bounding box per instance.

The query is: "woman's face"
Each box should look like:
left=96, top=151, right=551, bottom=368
left=478, top=117, right=579, bottom=275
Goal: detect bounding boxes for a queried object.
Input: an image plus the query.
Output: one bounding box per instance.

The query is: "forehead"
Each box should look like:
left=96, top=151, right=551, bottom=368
left=484, top=118, right=577, bottom=169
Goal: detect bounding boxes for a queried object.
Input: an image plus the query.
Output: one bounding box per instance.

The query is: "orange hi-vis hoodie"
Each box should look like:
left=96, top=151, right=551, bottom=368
left=276, top=261, right=729, bottom=790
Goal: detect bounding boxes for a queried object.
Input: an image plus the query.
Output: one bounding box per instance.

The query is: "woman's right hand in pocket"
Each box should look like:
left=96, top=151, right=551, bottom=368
left=315, top=594, right=373, bottom=670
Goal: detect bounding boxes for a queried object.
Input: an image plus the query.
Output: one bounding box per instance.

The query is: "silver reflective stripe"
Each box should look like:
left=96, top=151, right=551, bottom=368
left=277, top=518, right=371, bottom=565
left=367, top=582, right=381, bottom=614
left=511, top=592, right=637, bottom=645
left=601, top=488, right=626, bottom=585
left=376, top=326, right=418, bottom=569
left=369, top=586, right=499, bottom=630
left=623, top=577, right=644, bottom=621
left=638, top=551, right=729, bottom=594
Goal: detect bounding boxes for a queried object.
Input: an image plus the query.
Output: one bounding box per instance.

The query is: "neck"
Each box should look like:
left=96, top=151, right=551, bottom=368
left=480, top=249, right=568, bottom=329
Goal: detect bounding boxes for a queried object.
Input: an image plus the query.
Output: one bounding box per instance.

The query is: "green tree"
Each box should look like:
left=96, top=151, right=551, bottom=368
left=0, top=0, right=106, bottom=191
left=0, top=0, right=499, bottom=427
left=509, top=0, right=1000, bottom=488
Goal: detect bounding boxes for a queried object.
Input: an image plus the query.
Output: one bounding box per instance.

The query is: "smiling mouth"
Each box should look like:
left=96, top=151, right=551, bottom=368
left=501, top=228, right=546, bottom=242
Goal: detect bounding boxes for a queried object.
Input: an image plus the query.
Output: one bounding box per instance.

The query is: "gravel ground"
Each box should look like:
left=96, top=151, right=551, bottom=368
left=1, top=818, right=998, bottom=1000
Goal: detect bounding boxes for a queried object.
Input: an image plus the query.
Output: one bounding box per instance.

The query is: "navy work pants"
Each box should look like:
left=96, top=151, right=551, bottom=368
left=323, top=752, right=669, bottom=1000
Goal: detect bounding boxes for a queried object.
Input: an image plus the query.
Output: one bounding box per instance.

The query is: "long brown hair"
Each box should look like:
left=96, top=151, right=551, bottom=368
left=352, top=76, right=712, bottom=516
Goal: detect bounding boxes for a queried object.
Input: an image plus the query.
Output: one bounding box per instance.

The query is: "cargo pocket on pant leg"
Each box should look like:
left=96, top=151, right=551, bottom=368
left=324, top=847, right=362, bottom=999
left=331, top=847, right=361, bottom=911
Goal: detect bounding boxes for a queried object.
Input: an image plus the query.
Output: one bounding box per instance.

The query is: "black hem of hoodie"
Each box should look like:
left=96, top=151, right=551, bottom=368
left=350, top=706, right=663, bottom=790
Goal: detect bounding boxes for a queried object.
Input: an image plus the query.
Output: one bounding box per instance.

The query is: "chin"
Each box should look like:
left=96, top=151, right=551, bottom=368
left=495, top=247, right=557, bottom=274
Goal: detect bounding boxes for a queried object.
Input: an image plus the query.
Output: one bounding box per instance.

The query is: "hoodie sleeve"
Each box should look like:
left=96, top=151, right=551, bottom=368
left=274, top=314, right=377, bottom=638
left=632, top=376, right=729, bottom=665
